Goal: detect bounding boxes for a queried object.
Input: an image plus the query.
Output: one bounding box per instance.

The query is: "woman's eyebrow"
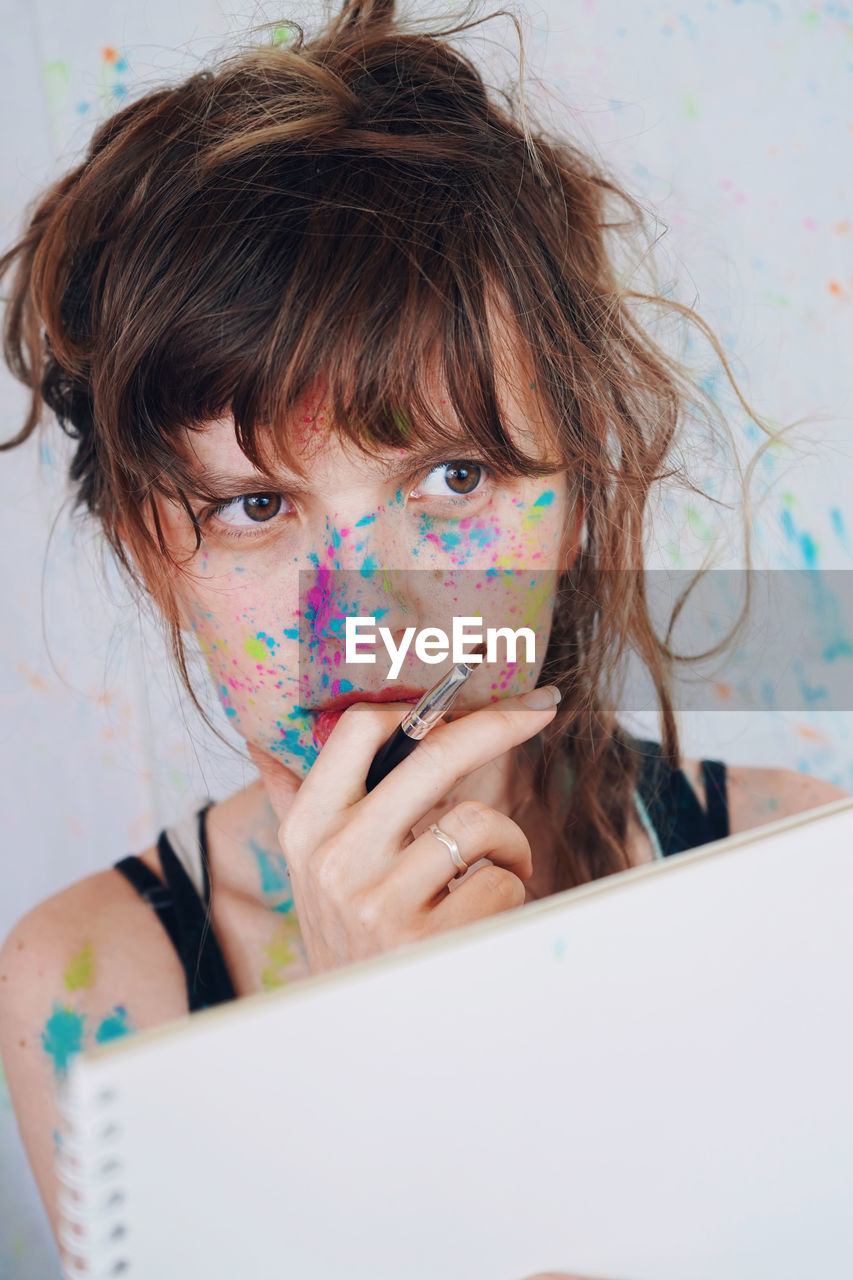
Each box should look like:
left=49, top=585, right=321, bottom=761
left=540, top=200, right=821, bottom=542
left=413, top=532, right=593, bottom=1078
left=183, top=441, right=476, bottom=495
left=183, top=463, right=289, bottom=496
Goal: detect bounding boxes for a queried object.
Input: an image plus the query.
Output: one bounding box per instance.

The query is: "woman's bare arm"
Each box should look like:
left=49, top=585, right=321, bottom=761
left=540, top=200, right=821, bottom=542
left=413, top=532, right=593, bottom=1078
left=0, top=869, right=189, bottom=1244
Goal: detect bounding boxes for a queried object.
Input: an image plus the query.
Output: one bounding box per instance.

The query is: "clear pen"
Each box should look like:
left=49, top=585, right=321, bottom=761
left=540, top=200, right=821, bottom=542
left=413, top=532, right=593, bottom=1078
left=364, top=641, right=486, bottom=792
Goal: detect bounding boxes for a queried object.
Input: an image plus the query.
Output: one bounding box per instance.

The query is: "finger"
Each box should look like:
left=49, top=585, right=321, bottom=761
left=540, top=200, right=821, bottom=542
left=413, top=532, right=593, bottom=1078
left=379, top=800, right=532, bottom=907
left=348, top=686, right=560, bottom=849
left=425, top=860, right=526, bottom=932
left=285, top=701, right=428, bottom=843
left=246, top=742, right=302, bottom=824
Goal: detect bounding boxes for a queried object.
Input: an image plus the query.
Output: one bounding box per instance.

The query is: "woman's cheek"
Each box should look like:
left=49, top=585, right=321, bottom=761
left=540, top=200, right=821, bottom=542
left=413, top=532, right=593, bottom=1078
left=474, top=569, right=557, bottom=699
left=500, top=488, right=567, bottom=569
left=410, top=488, right=565, bottom=572
left=186, top=601, right=320, bottom=776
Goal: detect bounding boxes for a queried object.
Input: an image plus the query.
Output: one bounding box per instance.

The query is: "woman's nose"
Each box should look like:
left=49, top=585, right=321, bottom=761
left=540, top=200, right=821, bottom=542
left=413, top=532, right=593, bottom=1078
left=301, top=517, right=419, bottom=646
left=314, top=510, right=410, bottom=573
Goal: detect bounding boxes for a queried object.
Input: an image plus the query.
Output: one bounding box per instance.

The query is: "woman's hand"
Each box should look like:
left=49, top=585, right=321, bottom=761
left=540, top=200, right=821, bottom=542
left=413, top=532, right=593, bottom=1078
left=246, top=686, right=560, bottom=976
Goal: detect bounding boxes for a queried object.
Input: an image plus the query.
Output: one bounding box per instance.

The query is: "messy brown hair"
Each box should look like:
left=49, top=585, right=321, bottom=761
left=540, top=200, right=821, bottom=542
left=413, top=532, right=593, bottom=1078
left=0, top=0, right=782, bottom=892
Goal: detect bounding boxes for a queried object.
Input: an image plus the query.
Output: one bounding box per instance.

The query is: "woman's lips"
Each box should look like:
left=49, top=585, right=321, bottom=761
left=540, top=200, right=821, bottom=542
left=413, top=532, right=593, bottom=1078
left=311, top=689, right=424, bottom=749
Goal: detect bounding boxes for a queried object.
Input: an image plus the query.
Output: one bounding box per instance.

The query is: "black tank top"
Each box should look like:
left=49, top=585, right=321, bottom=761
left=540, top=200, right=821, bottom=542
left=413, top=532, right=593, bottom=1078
left=112, top=737, right=729, bottom=1013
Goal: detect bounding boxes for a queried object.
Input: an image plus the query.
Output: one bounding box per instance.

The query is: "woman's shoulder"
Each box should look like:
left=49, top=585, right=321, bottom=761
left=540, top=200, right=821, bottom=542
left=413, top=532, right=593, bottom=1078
left=679, top=754, right=850, bottom=836
left=0, top=854, right=191, bottom=1024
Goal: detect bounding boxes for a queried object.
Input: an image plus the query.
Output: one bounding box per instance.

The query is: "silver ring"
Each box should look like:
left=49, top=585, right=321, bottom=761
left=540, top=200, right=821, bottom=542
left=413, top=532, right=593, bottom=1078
left=428, top=823, right=469, bottom=877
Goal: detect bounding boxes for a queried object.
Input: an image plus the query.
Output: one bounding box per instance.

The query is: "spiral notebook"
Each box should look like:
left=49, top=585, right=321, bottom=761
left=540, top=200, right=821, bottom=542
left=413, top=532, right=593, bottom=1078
left=55, top=796, right=853, bottom=1280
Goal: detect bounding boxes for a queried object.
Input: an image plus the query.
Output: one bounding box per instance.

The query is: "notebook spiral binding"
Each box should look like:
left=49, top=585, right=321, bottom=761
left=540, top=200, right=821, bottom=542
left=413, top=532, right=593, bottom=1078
left=55, top=1075, right=131, bottom=1277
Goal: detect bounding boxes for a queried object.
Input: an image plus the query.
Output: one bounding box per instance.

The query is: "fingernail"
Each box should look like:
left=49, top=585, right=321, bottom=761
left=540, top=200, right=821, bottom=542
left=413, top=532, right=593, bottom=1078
left=520, top=685, right=561, bottom=710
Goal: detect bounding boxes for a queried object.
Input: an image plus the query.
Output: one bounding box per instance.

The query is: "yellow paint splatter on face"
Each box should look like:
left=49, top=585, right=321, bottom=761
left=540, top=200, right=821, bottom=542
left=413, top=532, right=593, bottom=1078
left=521, top=489, right=556, bottom=530
left=518, top=574, right=554, bottom=632
left=64, top=941, right=95, bottom=991
left=245, top=635, right=267, bottom=661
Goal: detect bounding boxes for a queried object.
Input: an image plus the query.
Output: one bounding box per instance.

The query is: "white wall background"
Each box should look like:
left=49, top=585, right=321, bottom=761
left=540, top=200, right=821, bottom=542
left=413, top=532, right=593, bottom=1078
left=1, top=0, right=852, bottom=1274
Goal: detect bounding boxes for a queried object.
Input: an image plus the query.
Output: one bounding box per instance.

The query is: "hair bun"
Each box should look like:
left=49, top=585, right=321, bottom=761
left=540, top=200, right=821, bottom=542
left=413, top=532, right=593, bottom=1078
left=336, top=0, right=396, bottom=33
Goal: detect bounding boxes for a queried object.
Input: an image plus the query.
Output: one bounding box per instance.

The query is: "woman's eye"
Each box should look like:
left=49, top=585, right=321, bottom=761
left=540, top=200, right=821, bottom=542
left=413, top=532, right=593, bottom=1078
left=410, top=461, right=488, bottom=500
left=199, top=493, right=293, bottom=538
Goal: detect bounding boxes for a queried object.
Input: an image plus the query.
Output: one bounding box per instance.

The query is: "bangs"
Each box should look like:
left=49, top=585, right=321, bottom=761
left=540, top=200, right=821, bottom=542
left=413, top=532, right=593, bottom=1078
left=99, top=145, right=561, bottom=509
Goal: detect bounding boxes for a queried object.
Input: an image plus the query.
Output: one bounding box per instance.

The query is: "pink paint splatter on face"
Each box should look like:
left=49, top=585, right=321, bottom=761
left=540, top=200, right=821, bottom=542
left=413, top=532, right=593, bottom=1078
left=303, top=564, right=338, bottom=654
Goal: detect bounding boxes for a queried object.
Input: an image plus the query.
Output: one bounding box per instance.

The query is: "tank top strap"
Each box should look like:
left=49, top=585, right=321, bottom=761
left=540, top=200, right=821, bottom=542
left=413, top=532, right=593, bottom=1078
left=701, top=758, right=730, bottom=842
left=160, top=801, right=212, bottom=902
left=112, top=855, right=185, bottom=957
left=155, top=802, right=236, bottom=1010
left=629, top=735, right=729, bottom=858
left=114, top=803, right=237, bottom=1011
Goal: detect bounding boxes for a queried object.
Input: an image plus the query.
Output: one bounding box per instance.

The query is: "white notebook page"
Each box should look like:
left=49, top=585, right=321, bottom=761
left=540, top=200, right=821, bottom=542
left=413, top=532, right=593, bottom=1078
left=57, top=796, right=853, bottom=1280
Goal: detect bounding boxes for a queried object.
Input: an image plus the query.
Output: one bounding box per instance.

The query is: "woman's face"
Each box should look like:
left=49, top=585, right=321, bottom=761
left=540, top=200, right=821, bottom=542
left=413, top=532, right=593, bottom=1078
left=154, top=377, right=579, bottom=781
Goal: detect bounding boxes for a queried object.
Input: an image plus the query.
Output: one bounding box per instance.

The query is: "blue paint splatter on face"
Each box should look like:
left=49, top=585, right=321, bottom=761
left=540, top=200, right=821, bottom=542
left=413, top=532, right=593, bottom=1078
left=274, top=724, right=318, bottom=768
left=355, top=513, right=377, bottom=527
left=467, top=524, right=493, bottom=548
left=282, top=627, right=299, bottom=640
left=532, top=490, right=555, bottom=508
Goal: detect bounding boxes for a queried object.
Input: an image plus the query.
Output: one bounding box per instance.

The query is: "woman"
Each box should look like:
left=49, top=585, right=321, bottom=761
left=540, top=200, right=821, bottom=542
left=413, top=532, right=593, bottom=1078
left=0, top=0, right=844, bottom=1268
